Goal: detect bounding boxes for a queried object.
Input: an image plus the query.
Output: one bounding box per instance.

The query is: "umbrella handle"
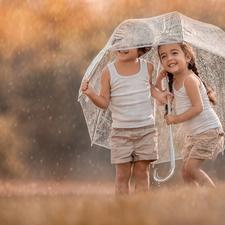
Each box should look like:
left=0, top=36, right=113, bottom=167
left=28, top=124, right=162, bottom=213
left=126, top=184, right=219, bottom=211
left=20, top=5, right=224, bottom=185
left=153, top=79, right=175, bottom=182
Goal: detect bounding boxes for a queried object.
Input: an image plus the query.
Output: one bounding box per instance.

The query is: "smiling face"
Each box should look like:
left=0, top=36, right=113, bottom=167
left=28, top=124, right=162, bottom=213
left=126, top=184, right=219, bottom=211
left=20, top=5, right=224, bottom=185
left=158, top=43, right=191, bottom=75
left=114, top=48, right=139, bottom=62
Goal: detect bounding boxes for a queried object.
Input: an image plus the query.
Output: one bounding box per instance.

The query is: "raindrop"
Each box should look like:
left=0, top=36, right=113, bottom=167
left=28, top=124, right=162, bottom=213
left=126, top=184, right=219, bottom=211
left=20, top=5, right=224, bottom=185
left=70, top=167, right=73, bottom=171
left=58, top=130, right=61, bottom=134
left=49, top=117, right=52, bottom=120
left=40, top=159, right=43, bottom=163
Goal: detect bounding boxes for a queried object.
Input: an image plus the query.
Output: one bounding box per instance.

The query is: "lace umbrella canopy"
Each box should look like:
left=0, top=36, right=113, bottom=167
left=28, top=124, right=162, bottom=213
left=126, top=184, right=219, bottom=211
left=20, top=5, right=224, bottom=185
left=78, top=11, right=225, bottom=164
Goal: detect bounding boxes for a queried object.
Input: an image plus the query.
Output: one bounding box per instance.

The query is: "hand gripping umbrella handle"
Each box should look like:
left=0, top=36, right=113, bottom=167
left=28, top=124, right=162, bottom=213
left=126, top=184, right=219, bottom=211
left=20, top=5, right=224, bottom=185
left=153, top=79, right=175, bottom=183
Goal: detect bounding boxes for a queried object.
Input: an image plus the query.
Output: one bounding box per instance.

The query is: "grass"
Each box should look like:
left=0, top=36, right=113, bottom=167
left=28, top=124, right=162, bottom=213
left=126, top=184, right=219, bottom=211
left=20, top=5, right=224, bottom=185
left=0, top=180, right=225, bottom=225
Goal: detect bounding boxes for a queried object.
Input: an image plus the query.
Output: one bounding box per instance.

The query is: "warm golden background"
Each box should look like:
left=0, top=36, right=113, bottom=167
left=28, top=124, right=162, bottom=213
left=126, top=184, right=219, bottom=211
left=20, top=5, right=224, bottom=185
left=1, top=1, right=225, bottom=224
left=0, top=0, right=225, bottom=186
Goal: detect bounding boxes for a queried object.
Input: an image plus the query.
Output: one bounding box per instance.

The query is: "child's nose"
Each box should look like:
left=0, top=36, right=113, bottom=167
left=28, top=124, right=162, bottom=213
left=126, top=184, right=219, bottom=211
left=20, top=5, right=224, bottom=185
left=167, top=54, right=173, bottom=61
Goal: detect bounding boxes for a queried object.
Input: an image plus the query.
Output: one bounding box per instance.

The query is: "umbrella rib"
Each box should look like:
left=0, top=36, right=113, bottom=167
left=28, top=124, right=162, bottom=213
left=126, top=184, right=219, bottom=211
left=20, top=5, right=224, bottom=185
left=91, top=108, right=101, bottom=146
left=78, top=49, right=107, bottom=100
left=175, top=12, right=184, bottom=41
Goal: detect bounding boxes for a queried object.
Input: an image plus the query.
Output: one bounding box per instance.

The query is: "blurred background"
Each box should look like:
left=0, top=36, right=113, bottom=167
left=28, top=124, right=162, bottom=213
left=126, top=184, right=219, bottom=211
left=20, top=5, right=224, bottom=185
left=0, top=0, right=225, bottom=187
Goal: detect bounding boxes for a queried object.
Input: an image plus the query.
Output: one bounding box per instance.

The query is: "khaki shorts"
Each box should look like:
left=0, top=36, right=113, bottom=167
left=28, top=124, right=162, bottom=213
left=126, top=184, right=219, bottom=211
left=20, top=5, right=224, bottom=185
left=182, top=127, right=224, bottom=162
left=110, top=125, right=158, bottom=164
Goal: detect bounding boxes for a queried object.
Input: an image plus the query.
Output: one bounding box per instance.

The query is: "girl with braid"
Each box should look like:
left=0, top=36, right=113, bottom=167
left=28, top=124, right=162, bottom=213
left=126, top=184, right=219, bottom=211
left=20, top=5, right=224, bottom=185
left=155, top=43, right=224, bottom=188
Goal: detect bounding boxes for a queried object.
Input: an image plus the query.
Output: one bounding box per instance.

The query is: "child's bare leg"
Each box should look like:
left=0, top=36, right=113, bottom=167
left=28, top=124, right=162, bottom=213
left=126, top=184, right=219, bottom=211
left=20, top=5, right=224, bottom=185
left=133, top=160, right=151, bottom=192
left=115, top=162, right=132, bottom=194
left=181, top=161, right=198, bottom=187
left=185, top=158, right=215, bottom=188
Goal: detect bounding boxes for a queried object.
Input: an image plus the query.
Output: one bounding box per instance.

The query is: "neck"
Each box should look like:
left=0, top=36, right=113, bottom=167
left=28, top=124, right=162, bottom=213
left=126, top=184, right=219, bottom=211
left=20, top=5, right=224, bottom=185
left=173, top=69, right=193, bottom=82
left=117, top=57, right=139, bottom=65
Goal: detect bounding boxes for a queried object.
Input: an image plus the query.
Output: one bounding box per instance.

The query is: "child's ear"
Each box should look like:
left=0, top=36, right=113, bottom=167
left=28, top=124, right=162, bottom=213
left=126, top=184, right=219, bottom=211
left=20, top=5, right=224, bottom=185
left=186, top=54, right=191, bottom=63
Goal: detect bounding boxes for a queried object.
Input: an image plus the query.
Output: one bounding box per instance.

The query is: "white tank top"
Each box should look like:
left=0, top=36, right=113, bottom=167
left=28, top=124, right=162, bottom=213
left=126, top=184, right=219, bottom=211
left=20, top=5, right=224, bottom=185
left=108, top=59, right=154, bottom=128
left=173, top=74, right=221, bottom=135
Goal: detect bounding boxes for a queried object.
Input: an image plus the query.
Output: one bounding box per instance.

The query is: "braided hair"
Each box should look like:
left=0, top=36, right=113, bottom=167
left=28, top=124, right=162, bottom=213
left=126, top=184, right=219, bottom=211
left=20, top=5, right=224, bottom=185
left=158, top=43, right=217, bottom=117
left=164, top=72, right=174, bottom=117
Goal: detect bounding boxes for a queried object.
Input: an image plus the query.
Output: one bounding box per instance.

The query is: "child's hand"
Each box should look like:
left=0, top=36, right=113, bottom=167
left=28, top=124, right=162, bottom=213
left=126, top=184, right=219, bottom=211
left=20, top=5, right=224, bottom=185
left=157, top=69, right=168, bottom=81
left=167, top=94, right=173, bottom=104
left=81, top=78, right=94, bottom=96
left=159, top=91, right=173, bottom=104
left=165, top=114, right=178, bottom=125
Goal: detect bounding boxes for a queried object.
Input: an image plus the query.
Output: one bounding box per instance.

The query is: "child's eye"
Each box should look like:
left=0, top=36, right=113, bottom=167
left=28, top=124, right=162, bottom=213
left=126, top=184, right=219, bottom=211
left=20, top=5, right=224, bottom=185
left=161, top=55, right=166, bottom=59
left=172, top=52, right=178, bottom=55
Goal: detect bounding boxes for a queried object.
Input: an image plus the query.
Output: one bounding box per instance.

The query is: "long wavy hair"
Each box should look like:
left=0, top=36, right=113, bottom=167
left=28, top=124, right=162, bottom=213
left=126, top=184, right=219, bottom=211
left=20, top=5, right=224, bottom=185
left=158, top=42, right=217, bottom=116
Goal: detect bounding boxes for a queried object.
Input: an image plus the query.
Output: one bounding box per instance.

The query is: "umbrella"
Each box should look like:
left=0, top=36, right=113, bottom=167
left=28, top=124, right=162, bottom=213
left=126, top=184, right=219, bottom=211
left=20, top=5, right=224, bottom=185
left=78, top=11, right=225, bottom=167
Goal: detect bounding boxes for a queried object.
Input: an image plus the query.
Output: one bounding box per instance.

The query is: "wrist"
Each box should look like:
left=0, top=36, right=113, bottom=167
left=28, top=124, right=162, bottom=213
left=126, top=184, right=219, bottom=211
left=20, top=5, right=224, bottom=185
left=175, top=115, right=180, bottom=124
left=156, top=77, right=163, bottom=83
left=86, top=90, right=96, bottom=99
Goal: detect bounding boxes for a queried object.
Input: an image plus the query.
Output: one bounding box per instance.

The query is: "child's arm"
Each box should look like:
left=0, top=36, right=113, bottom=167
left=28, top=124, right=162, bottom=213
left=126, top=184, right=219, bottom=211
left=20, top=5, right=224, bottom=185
left=155, top=70, right=168, bottom=106
left=147, top=62, right=173, bottom=105
left=165, top=76, right=203, bottom=125
left=155, top=69, right=167, bottom=92
left=81, top=67, right=110, bottom=109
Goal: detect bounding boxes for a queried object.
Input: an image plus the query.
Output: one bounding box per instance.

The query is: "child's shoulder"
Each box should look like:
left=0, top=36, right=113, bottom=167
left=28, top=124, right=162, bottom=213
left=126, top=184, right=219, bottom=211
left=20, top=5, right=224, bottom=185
left=184, top=74, right=200, bottom=85
left=144, top=60, right=154, bottom=71
left=102, top=66, right=110, bottom=74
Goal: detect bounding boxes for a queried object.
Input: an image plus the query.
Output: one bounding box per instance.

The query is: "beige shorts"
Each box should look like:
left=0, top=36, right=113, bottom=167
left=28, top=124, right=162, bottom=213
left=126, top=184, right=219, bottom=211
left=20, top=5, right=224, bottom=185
left=182, top=127, right=224, bottom=162
left=110, top=125, right=158, bottom=164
